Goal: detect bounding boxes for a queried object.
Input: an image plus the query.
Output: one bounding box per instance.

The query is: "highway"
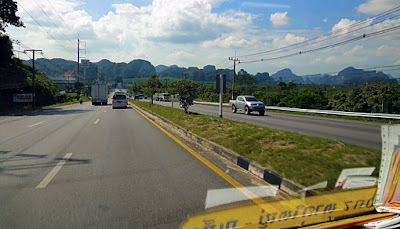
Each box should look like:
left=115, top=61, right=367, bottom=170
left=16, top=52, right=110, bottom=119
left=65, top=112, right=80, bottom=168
left=149, top=100, right=382, bottom=149
left=0, top=101, right=271, bottom=228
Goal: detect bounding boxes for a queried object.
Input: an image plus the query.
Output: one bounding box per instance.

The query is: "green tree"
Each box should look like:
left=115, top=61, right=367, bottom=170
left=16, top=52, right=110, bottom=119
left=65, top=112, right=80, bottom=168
left=74, top=81, right=84, bottom=96
left=115, top=75, right=123, bottom=83
left=278, top=82, right=287, bottom=91
left=0, top=35, right=13, bottom=63
left=175, top=80, right=198, bottom=113
left=236, top=74, right=256, bottom=94
left=145, top=73, right=161, bottom=104
left=130, top=81, right=143, bottom=95
left=0, top=0, right=25, bottom=33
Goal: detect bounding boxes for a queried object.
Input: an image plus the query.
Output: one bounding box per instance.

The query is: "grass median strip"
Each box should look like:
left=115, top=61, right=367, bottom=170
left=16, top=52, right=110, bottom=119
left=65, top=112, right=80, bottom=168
left=131, top=100, right=380, bottom=191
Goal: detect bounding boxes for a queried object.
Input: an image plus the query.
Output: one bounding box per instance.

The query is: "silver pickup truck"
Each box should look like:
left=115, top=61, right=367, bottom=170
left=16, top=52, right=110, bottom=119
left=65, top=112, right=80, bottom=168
left=229, top=95, right=265, bottom=116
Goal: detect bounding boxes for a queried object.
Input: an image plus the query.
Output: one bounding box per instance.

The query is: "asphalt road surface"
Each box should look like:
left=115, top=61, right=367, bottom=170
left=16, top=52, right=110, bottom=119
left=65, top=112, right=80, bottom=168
left=0, top=100, right=271, bottom=228
left=149, top=100, right=382, bottom=149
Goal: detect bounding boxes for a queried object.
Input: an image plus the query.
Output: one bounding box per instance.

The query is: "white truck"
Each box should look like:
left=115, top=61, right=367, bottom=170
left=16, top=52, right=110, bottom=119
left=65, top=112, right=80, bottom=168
left=153, top=93, right=170, bottom=102
left=91, top=83, right=108, bottom=105
left=229, top=95, right=265, bottom=116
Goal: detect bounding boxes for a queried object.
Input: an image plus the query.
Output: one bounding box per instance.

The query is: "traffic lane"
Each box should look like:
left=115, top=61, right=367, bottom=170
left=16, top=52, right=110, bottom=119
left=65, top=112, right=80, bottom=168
left=149, top=101, right=381, bottom=149
left=0, top=102, right=106, bottom=201
left=0, top=104, right=239, bottom=228
left=0, top=102, right=95, bottom=145
left=190, top=104, right=381, bottom=149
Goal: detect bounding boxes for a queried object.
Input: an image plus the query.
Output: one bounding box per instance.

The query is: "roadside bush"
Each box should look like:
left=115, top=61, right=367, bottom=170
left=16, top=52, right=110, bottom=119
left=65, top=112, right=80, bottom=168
left=55, top=93, right=76, bottom=103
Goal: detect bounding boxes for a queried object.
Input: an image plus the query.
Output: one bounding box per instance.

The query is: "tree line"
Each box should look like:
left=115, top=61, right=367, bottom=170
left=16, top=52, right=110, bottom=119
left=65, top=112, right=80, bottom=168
left=137, top=73, right=400, bottom=114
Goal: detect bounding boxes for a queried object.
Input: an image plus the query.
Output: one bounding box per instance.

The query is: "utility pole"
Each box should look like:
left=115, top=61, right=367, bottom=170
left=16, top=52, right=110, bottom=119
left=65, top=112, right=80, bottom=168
left=77, top=39, right=80, bottom=82
left=164, top=79, right=169, bottom=91
left=77, top=38, right=87, bottom=96
left=219, top=74, right=223, bottom=118
left=24, top=49, right=42, bottom=110
left=229, top=57, right=240, bottom=100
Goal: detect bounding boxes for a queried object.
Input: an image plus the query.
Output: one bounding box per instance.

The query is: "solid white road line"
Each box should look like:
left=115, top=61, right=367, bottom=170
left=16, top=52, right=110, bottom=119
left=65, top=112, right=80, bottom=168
left=104, top=111, right=107, bottom=112
left=27, top=121, right=43, bottom=128
left=36, top=153, right=73, bottom=189
left=94, top=119, right=100, bottom=124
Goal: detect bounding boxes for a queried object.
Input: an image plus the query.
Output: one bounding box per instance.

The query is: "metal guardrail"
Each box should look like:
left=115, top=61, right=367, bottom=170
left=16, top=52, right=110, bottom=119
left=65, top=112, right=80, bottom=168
left=194, top=101, right=400, bottom=120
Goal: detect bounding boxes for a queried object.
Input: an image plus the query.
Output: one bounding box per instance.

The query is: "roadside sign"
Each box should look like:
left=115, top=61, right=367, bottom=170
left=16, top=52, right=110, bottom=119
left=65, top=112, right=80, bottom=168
left=216, top=74, right=226, bottom=93
left=13, top=94, right=33, bottom=102
left=81, top=59, right=90, bottom=68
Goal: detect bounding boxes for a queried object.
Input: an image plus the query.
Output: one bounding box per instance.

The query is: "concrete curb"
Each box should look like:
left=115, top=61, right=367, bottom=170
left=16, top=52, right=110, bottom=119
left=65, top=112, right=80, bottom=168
left=131, top=102, right=307, bottom=197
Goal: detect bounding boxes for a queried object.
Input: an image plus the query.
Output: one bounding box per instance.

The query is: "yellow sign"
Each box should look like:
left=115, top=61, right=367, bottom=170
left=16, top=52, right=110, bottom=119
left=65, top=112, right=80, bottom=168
left=180, top=187, right=376, bottom=229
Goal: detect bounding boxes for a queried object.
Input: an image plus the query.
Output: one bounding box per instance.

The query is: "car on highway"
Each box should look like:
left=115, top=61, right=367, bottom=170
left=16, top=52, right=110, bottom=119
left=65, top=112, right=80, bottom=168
left=112, top=92, right=128, bottom=109
left=230, top=95, right=265, bottom=116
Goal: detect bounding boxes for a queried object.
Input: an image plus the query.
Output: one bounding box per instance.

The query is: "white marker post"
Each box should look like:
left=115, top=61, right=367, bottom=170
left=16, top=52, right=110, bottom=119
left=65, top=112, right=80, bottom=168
left=219, top=74, right=223, bottom=118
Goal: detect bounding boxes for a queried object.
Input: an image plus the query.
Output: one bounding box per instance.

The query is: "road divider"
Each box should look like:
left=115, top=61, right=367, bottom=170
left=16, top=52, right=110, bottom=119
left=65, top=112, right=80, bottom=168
left=130, top=103, right=307, bottom=197
left=130, top=104, right=279, bottom=209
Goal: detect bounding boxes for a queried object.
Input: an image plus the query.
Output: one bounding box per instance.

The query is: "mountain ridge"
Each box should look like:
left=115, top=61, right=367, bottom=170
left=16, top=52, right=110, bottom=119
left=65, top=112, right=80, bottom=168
left=23, top=58, right=394, bottom=84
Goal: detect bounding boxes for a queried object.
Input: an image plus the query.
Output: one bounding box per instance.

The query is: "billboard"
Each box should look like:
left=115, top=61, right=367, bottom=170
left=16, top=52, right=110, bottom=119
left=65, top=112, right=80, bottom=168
left=13, top=94, right=33, bottom=102
left=215, top=74, right=226, bottom=93
left=81, top=59, right=90, bottom=68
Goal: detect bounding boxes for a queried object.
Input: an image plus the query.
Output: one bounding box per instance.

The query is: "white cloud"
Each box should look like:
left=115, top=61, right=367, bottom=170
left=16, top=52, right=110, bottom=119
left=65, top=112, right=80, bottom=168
left=165, top=51, right=197, bottom=66
left=344, top=45, right=364, bottom=56
left=8, top=0, right=400, bottom=77
left=276, top=60, right=290, bottom=67
left=242, top=2, right=290, bottom=9
left=270, top=11, right=289, bottom=27
left=201, top=33, right=255, bottom=48
left=356, top=0, right=398, bottom=15
left=325, top=56, right=337, bottom=64
left=331, top=18, right=358, bottom=33
left=272, top=33, right=307, bottom=48
left=92, top=0, right=253, bottom=45
left=310, top=58, right=322, bottom=65
left=376, top=45, right=400, bottom=57
left=209, top=0, right=228, bottom=7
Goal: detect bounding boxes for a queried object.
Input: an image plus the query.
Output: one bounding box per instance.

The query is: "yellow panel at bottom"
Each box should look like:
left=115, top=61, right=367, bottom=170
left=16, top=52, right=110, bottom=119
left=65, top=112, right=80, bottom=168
left=180, top=187, right=377, bottom=229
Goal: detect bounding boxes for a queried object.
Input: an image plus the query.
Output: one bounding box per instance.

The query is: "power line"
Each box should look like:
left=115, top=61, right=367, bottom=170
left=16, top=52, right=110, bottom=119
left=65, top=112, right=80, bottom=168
left=240, top=24, right=400, bottom=64
left=32, top=0, right=77, bottom=48
left=237, top=5, right=400, bottom=58
left=18, top=3, right=76, bottom=59
left=44, top=0, right=78, bottom=40
left=13, top=40, right=72, bottom=75
left=214, top=59, right=230, bottom=68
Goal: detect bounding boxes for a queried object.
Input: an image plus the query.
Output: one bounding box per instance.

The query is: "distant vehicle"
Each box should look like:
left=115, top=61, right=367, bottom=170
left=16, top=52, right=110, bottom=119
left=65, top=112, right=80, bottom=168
left=112, top=92, right=128, bottom=109
left=229, top=95, right=265, bottom=116
left=134, top=94, right=143, bottom=100
left=153, top=93, right=170, bottom=102
left=91, top=84, right=108, bottom=105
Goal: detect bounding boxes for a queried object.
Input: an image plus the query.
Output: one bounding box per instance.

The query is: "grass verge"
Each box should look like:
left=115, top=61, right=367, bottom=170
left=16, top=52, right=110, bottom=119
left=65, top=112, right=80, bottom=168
left=131, top=99, right=380, bottom=191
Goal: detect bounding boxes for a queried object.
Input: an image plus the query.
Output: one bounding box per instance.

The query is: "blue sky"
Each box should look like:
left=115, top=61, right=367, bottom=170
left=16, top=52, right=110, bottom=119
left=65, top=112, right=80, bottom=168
left=79, top=0, right=369, bottom=31
left=8, top=0, right=400, bottom=76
